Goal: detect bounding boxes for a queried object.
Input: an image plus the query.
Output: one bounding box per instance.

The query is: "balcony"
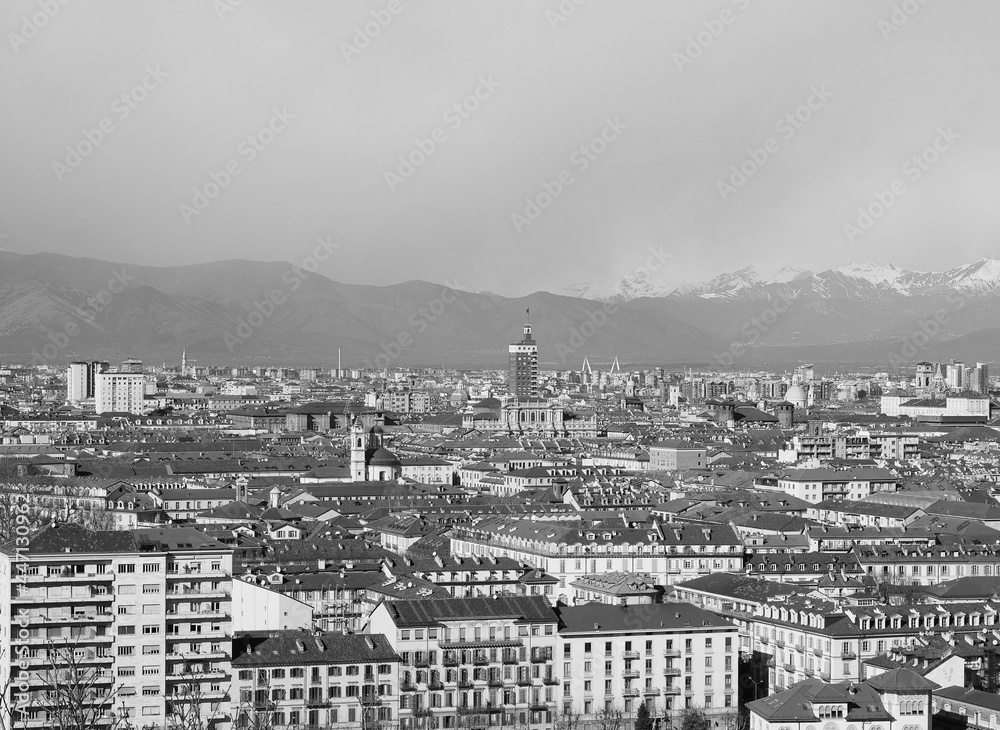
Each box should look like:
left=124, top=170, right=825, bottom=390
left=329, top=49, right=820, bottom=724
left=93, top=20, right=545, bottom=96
left=165, top=609, right=231, bottom=621
left=820, top=673, right=831, bottom=681
left=428, top=680, right=444, bottom=691
left=166, top=568, right=230, bottom=579
left=842, top=651, right=857, bottom=660
left=812, top=648, right=824, bottom=657
left=530, top=653, right=551, bottom=664
left=165, top=587, right=231, bottom=599
left=775, top=639, right=785, bottom=648
left=664, top=687, right=682, bottom=695
left=413, top=658, right=430, bottom=668
left=664, top=667, right=681, bottom=676
left=17, top=612, right=114, bottom=625
left=458, top=680, right=473, bottom=690
left=644, top=687, right=661, bottom=696
left=759, top=637, right=770, bottom=645
left=487, top=677, right=503, bottom=688
left=166, top=670, right=228, bottom=682
left=13, top=592, right=113, bottom=604
left=16, top=570, right=115, bottom=583
left=472, top=655, right=490, bottom=666
left=401, top=682, right=417, bottom=693
left=623, top=650, right=640, bottom=660
left=502, top=654, right=519, bottom=665
left=529, top=703, right=549, bottom=713
left=624, top=688, right=640, bottom=697
left=784, top=663, right=796, bottom=672
left=664, top=649, right=681, bottom=658
left=543, top=676, right=559, bottom=686
left=516, top=676, right=532, bottom=686
left=443, top=655, right=460, bottom=667
left=166, top=649, right=228, bottom=661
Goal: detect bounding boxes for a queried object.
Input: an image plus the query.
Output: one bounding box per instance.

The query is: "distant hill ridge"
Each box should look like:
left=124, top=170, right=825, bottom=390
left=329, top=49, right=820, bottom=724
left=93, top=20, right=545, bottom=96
left=0, top=251, right=998, bottom=367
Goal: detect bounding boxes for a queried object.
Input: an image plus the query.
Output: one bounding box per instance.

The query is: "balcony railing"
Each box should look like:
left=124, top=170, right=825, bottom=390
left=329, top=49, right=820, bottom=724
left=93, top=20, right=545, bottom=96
left=623, top=651, right=640, bottom=660
left=664, top=649, right=681, bottom=658
left=664, top=667, right=681, bottom=676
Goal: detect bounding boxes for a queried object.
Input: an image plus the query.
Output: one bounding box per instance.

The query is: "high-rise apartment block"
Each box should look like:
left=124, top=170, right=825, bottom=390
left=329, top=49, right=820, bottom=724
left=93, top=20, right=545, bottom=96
left=1, top=525, right=233, bottom=730
left=66, top=360, right=109, bottom=405
left=94, top=372, right=146, bottom=414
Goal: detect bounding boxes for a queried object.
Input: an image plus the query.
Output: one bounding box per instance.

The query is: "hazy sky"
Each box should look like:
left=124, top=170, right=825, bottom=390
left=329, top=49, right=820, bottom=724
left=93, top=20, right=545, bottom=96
left=2, top=0, right=1000, bottom=296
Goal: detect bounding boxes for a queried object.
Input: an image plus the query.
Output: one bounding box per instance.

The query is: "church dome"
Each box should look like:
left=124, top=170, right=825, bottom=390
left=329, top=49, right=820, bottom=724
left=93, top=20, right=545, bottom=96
left=369, top=448, right=401, bottom=467
left=784, top=385, right=807, bottom=408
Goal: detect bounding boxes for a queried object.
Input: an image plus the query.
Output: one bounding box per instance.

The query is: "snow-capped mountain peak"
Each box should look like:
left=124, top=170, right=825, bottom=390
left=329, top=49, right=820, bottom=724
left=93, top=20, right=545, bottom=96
left=564, top=258, right=1000, bottom=302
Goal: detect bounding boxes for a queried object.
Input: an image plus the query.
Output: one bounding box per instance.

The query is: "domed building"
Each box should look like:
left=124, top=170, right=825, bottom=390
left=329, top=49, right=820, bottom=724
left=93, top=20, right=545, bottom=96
left=784, top=384, right=808, bottom=410
left=350, top=421, right=402, bottom=481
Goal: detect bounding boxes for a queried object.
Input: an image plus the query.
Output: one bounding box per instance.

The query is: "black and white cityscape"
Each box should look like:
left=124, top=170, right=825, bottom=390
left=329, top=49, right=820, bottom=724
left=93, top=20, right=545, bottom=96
left=4, top=3, right=1000, bottom=730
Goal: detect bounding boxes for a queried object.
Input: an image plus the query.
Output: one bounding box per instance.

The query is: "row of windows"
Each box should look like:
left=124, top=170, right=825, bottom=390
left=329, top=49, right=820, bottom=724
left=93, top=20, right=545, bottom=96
left=238, top=665, right=392, bottom=681
left=400, top=625, right=553, bottom=641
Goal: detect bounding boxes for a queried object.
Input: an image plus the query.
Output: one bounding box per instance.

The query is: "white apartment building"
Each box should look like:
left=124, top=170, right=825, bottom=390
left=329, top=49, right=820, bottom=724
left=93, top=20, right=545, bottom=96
left=554, top=602, right=739, bottom=727
left=369, top=595, right=560, bottom=730
left=66, top=362, right=89, bottom=405
left=94, top=371, right=146, bottom=414
left=0, top=524, right=234, bottom=730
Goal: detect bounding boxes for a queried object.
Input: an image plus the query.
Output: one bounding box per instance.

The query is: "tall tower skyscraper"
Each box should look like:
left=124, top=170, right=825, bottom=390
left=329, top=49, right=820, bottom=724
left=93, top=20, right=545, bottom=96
left=66, top=362, right=89, bottom=405
left=508, top=312, right=538, bottom=400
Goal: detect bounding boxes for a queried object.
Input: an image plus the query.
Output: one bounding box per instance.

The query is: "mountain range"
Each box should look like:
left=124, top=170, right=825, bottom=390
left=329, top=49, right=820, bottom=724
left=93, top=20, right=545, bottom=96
left=569, top=259, right=1000, bottom=302
left=2, top=251, right=1000, bottom=369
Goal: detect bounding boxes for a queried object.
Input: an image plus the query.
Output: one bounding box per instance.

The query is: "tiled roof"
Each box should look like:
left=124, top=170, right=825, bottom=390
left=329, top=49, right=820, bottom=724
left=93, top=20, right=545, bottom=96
left=556, top=602, right=735, bottom=634
left=231, top=631, right=400, bottom=667
left=383, top=595, right=557, bottom=627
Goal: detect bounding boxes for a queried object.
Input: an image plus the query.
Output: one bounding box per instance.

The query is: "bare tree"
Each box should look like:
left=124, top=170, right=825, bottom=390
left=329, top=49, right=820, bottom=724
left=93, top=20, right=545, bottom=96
left=595, top=706, right=625, bottom=730
left=165, top=662, right=229, bottom=730
left=236, top=671, right=275, bottom=730
left=553, top=706, right=584, bottom=730
left=29, top=639, right=134, bottom=730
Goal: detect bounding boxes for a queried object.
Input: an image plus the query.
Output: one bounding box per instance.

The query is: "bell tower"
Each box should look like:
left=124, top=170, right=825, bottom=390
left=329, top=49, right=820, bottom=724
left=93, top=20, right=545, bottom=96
left=350, top=416, right=367, bottom=482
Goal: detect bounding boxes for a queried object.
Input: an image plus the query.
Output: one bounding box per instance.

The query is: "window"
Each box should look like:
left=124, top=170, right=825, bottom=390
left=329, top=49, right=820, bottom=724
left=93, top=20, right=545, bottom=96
left=142, top=605, right=160, bottom=615
left=119, top=563, right=136, bottom=573
left=142, top=563, right=160, bottom=573
left=118, top=626, right=136, bottom=635
left=142, top=646, right=160, bottom=655
left=142, top=585, right=160, bottom=594
left=118, top=647, right=135, bottom=656
left=118, top=667, right=136, bottom=676
left=118, top=585, right=135, bottom=595
left=142, top=625, right=160, bottom=635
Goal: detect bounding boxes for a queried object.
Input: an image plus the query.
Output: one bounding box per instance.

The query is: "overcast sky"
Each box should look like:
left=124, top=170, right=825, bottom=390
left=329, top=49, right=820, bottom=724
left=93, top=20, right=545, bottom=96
left=2, top=0, right=999, bottom=296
